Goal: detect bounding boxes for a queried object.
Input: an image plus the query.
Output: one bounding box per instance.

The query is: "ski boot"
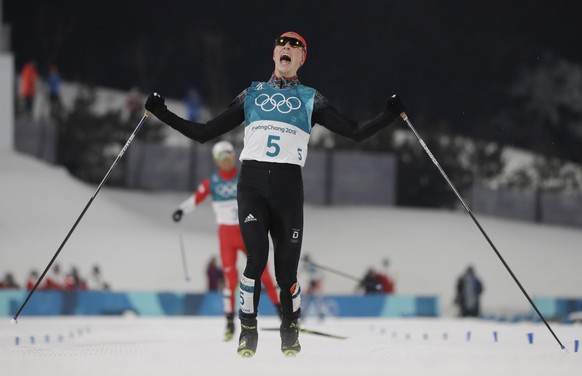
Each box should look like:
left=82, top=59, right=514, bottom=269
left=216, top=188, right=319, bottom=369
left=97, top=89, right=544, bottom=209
left=224, top=315, right=235, bottom=341
left=237, top=318, right=258, bottom=357
left=280, top=319, right=301, bottom=356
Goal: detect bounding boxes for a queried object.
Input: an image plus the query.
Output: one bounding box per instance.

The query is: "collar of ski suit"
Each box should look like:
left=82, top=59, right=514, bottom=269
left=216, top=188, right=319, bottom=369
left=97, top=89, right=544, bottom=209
left=268, top=74, right=301, bottom=89
left=218, top=167, right=238, bottom=181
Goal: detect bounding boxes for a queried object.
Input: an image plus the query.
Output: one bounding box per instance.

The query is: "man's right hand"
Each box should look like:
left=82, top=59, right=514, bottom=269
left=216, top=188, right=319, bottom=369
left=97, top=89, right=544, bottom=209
left=172, top=209, right=183, bottom=222
left=145, top=92, right=167, bottom=116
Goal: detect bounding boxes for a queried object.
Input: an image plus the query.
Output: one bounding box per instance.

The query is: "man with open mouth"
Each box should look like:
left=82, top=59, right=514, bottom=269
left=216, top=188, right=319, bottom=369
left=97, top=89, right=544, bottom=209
left=145, top=31, right=405, bottom=357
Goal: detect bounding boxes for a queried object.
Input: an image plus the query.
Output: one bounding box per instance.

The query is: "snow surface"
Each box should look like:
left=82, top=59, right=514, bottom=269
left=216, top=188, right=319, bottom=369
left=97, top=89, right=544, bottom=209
left=2, top=149, right=582, bottom=374
left=0, top=316, right=581, bottom=375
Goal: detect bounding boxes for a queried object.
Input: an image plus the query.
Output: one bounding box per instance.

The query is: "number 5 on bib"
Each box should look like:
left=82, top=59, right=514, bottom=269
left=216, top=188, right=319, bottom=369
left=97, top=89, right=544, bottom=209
left=266, top=135, right=281, bottom=157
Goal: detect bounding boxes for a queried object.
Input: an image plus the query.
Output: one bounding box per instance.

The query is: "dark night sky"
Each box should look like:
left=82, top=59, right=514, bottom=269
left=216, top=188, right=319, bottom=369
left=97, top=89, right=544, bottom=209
left=5, top=0, right=582, bottom=137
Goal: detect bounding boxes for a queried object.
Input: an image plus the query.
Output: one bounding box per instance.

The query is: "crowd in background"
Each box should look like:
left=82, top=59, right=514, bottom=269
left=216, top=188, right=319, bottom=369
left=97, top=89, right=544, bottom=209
left=17, top=59, right=63, bottom=121
left=357, top=258, right=396, bottom=295
left=16, top=59, right=206, bottom=125
left=0, top=263, right=110, bottom=291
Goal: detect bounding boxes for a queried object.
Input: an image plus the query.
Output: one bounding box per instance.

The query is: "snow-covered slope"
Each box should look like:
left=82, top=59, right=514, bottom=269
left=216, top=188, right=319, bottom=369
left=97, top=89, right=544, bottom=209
left=2, top=149, right=582, bottom=317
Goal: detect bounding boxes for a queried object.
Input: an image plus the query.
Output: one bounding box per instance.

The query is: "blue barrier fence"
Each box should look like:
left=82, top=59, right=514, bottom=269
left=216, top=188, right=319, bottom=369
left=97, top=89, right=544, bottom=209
left=0, top=290, right=439, bottom=318
left=533, top=297, right=582, bottom=322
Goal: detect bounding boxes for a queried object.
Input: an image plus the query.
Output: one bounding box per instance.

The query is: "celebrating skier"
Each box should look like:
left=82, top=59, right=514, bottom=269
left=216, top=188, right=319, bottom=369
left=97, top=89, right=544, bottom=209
left=145, top=31, right=405, bottom=357
left=172, top=140, right=281, bottom=341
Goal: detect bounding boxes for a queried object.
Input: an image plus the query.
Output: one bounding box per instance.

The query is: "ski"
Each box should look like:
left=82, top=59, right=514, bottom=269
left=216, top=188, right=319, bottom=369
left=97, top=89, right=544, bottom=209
left=262, top=327, right=347, bottom=340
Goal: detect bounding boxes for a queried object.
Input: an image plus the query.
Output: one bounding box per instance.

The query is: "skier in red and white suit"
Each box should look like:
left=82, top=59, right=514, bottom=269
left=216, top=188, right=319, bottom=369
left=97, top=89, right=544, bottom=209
left=172, top=141, right=281, bottom=341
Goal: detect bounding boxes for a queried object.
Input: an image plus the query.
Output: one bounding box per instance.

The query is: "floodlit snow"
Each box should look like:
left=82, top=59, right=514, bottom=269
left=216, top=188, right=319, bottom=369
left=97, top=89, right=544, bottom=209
left=2, top=149, right=582, bottom=374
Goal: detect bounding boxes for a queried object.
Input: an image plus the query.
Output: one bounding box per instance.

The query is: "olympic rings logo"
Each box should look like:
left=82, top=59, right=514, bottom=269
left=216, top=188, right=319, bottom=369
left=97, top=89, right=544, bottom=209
left=255, top=93, right=302, bottom=114
left=215, top=182, right=237, bottom=197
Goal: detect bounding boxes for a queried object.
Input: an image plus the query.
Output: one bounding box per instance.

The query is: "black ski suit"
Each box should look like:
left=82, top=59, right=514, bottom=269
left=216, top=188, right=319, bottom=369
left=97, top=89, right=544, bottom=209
left=150, top=75, right=399, bottom=322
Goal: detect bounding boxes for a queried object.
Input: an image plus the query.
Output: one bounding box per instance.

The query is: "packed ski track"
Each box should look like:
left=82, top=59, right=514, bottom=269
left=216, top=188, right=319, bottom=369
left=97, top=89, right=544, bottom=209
left=1, top=317, right=582, bottom=375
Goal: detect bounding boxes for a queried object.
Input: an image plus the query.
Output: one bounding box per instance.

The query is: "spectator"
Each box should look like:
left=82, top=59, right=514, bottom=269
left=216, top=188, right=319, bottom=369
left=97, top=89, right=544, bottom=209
left=124, top=87, right=143, bottom=120
left=25, top=270, right=40, bottom=290
left=46, top=64, right=62, bottom=120
left=44, top=263, right=65, bottom=290
left=88, top=264, right=110, bottom=290
left=0, top=272, right=20, bottom=289
left=206, top=256, right=224, bottom=292
left=64, top=266, right=88, bottom=291
left=454, top=265, right=484, bottom=317
left=377, top=258, right=395, bottom=294
left=19, top=60, right=38, bottom=117
left=357, top=268, right=382, bottom=294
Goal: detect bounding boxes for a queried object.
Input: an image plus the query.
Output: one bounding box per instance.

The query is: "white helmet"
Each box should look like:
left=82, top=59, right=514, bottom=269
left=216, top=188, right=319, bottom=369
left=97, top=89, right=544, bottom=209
left=212, top=141, right=235, bottom=160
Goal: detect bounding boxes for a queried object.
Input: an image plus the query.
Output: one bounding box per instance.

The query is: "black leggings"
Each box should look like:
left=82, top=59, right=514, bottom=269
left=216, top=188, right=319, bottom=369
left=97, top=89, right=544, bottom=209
left=237, top=160, right=303, bottom=321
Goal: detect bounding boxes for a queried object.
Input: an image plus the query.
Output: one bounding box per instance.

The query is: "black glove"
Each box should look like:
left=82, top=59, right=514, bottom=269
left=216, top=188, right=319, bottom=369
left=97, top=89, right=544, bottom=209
left=386, top=94, right=406, bottom=116
left=172, top=209, right=183, bottom=222
left=145, top=92, right=167, bottom=116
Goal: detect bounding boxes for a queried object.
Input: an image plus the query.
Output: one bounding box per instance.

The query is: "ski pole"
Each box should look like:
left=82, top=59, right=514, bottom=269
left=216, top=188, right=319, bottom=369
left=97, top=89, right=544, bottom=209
left=177, top=223, right=191, bottom=282
left=11, top=112, right=150, bottom=324
left=398, top=111, right=566, bottom=350
left=309, top=262, right=381, bottom=291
